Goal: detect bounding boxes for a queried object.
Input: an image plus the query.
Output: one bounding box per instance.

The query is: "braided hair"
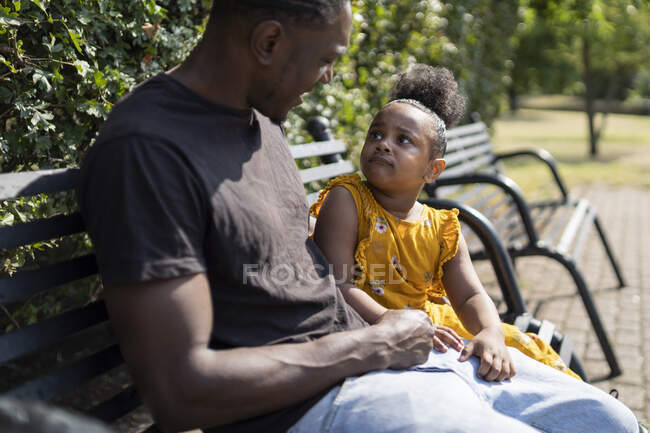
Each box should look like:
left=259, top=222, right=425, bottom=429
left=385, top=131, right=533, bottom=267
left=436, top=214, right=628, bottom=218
left=211, top=0, right=347, bottom=25
left=387, top=64, right=466, bottom=157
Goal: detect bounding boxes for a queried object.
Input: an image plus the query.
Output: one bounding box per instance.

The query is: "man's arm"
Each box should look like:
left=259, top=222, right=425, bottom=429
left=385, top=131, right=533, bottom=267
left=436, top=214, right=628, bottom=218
left=105, top=272, right=436, bottom=432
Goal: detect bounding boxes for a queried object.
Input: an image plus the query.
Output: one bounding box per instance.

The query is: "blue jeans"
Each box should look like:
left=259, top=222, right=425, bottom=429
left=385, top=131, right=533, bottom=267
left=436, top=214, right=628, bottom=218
left=289, top=344, right=638, bottom=433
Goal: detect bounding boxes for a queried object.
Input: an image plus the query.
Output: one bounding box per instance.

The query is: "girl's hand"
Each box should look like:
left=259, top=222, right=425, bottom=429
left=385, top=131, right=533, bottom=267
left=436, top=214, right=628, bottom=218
left=432, top=325, right=464, bottom=353
left=458, top=327, right=516, bottom=381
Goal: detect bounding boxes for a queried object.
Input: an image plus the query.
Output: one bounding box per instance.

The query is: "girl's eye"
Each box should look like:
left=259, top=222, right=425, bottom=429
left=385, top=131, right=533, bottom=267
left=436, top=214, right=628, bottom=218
left=370, top=130, right=383, bottom=140
left=398, top=135, right=412, bottom=145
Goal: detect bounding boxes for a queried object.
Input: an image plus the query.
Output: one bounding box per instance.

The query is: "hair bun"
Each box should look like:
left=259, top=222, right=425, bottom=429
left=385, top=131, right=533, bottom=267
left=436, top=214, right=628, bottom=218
left=389, top=64, right=466, bottom=127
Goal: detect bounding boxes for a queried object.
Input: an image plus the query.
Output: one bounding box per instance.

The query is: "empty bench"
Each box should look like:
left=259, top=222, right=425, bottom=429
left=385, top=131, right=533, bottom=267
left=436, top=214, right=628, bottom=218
left=0, top=119, right=588, bottom=432
left=423, top=119, right=624, bottom=379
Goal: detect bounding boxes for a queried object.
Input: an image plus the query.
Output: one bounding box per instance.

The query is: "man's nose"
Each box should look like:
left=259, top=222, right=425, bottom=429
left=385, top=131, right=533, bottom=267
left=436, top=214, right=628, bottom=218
left=320, top=64, right=334, bottom=84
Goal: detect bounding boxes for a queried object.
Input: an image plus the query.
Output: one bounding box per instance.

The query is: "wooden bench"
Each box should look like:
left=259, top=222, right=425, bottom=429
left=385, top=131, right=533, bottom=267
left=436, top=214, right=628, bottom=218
left=0, top=119, right=588, bottom=432
left=423, top=119, right=624, bottom=379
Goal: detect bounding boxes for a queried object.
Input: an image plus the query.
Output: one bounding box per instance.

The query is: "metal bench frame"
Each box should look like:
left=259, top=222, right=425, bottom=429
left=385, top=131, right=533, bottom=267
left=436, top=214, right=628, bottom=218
left=423, top=119, right=624, bottom=379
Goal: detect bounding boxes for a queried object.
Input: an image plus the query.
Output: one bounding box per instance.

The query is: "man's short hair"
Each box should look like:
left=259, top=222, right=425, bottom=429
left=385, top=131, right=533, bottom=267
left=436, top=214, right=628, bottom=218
left=210, top=0, right=347, bottom=26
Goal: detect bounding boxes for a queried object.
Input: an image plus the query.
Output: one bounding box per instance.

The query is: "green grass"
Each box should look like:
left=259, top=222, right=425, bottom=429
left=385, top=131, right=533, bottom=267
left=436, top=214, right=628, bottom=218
left=491, top=108, right=650, bottom=197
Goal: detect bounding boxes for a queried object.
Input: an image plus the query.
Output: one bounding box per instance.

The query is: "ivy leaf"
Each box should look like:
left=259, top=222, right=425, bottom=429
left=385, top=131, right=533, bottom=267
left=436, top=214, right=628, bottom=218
left=12, top=1, right=21, bottom=12
left=67, top=29, right=83, bottom=54
left=32, top=70, right=52, bottom=92
left=14, top=209, right=26, bottom=223
left=31, top=0, right=46, bottom=13
left=79, top=99, right=106, bottom=118
left=43, top=32, right=56, bottom=52
left=29, top=108, right=54, bottom=126
left=0, top=9, right=22, bottom=26
left=73, top=59, right=90, bottom=77
left=0, top=55, right=17, bottom=73
left=93, top=70, right=107, bottom=89
left=0, top=213, right=14, bottom=225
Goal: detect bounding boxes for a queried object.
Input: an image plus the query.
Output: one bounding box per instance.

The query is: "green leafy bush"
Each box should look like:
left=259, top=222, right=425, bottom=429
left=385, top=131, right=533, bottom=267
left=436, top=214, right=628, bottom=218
left=0, top=0, right=211, bottom=171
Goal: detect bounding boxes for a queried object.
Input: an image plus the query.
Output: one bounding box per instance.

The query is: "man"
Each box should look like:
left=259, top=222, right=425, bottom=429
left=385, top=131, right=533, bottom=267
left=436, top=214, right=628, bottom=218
left=79, top=1, right=639, bottom=432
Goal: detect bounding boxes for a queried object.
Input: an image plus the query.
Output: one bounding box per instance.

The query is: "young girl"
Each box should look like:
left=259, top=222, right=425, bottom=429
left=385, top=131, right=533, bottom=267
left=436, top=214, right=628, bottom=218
left=311, top=64, right=580, bottom=381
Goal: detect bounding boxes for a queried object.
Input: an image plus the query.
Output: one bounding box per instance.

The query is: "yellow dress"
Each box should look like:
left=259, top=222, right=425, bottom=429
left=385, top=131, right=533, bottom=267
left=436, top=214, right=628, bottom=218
left=311, top=174, right=580, bottom=380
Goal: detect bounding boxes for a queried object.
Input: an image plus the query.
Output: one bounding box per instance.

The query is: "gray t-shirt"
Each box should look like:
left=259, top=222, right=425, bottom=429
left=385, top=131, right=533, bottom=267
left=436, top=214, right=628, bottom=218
left=78, top=74, right=366, bottom=432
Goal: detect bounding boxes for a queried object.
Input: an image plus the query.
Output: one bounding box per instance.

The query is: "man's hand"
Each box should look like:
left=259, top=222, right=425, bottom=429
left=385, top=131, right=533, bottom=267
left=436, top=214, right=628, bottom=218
left=432, top=325, right=464, bottom=353
left=372, top=310, right=436, bottom=369
left=458, top=327, right=515, bottom=382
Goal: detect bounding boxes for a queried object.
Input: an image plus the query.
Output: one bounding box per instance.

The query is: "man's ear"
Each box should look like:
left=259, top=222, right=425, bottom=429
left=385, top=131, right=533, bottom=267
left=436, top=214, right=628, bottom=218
left=424, top=159, right=446, bottom=183
left=250, top=20, right=285, bottom=66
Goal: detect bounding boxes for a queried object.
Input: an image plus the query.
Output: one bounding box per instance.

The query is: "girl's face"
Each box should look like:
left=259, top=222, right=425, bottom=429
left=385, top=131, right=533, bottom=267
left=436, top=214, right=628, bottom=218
left=360, top=103, right=445, bottom=193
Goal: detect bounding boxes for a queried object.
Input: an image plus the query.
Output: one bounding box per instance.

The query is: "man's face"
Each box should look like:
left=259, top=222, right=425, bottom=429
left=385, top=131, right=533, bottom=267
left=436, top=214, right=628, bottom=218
left=253, top=3, right=353, bottom=122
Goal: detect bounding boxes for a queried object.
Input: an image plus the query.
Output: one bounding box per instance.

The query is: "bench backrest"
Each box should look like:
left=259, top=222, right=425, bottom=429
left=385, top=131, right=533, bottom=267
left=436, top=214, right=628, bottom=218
left=0, top=168, right=146, bottom=428
left=294, top=117, right=356, bottom=204
left=426, top=121, right=523, bottom=248
left=440, top=121, right=496, bottom=179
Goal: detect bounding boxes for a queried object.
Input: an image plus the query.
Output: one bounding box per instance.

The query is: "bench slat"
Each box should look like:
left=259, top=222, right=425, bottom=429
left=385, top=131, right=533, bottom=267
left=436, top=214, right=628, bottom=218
left=556, top=199, right=590, bottom=255
left=438, top=154, right=496, bottom=179
left=87, top=385, right=143, bottom=423
left=537, top=320, right=556, bottom=344
left=0, top=213, right=86, bottom=250
left=5, top=345, right=123, bottom=401
left=571, top=207, right=596, bottom=260
left=445, top=121, right=487, bottom=139
left=289, top=140, right=346, bottom=159
left=299, top=160, right=355, bottom=184
left=0, top=254, right=98, bottom=303
left=0, top=301, right=109, bottom=364
left=558, top=335, right=574, bottom=366
left=445, top=133, right=492, bottom=155
left=445, top=140, right=493, bottom=167
left=0, top=169, right=79, bottom=201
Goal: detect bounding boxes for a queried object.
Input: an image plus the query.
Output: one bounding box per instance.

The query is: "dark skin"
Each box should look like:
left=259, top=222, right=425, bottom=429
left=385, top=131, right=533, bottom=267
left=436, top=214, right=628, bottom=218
left=103, top=5, right=439, bottom=432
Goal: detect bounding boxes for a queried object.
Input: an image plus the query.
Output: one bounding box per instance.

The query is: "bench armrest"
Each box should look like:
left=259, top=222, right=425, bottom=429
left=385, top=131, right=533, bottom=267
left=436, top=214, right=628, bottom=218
left=427, top=173, right=540, bottom=245
left=422, top=198, right=527, bottom=321
left=493, top=149, right=568, bottom=202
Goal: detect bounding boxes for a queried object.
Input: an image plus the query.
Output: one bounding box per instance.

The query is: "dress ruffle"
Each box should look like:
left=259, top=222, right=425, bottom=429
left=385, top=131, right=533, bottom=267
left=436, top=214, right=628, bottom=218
left=310, top=174, right=382, bottom=288
left=427, top=208, right=461, bottom=299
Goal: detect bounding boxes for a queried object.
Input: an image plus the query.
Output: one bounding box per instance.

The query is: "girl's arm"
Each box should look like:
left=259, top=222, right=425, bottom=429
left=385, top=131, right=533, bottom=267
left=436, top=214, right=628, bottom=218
left=313, top=187, right=464, bottom=354
left=443, top=234, right=515, bottom=381
left=312, top=186, right=388, bottom=324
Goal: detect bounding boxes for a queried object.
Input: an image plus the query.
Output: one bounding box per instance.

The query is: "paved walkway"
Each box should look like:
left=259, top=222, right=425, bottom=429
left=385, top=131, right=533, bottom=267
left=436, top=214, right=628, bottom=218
left=477, top=184, right=650, bottom=424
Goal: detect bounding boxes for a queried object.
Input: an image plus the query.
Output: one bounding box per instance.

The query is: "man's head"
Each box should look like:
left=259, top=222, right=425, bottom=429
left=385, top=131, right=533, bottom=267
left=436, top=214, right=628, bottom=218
left=210, top=0, right=348, bottom=27
left=208, top=0, right=353, bottom=122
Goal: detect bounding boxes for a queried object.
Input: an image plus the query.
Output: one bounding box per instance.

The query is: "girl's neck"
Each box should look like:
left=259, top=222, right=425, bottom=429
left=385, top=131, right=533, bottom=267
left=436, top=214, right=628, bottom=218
left=365, top=182, right=422, bottom=222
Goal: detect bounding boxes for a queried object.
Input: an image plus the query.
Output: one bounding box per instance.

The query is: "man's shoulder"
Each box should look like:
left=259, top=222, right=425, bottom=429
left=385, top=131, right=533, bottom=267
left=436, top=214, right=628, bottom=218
left=96, top=74, right=181, bottom=143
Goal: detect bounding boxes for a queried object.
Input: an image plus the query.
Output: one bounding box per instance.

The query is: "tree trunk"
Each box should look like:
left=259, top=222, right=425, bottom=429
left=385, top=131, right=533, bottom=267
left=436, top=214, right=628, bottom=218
left=508, top=85, right=518, bottom=114
left=581, top=29, right=598, bottom=156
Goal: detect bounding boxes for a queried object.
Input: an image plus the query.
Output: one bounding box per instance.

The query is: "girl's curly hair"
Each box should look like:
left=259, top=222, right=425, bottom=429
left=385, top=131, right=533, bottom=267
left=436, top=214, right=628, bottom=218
left=387, top=64, right=466, bottom=156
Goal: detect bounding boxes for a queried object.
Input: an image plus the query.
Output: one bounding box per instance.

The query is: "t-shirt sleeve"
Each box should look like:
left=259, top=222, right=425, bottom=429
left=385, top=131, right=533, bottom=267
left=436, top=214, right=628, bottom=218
left=78, top=136, right=207, bottom=285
